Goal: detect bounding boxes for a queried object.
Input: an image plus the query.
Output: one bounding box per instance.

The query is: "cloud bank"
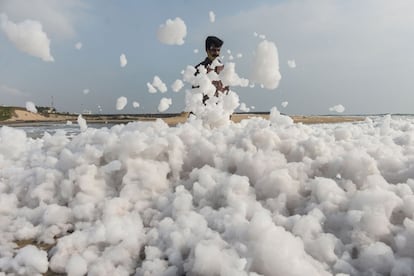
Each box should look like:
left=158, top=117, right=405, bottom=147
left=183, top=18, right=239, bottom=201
left=0, top=14, right=54, bottom=62
left=0, top=0, right=86, bottom=39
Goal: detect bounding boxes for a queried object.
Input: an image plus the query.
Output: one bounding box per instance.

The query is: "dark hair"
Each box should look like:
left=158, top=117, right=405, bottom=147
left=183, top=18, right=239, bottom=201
left=205, top=36, right=223, bottom=51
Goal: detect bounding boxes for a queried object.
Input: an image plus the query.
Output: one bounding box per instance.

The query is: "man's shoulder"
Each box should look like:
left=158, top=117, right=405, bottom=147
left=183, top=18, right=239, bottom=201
left=195, top=57, right=210, bottom=69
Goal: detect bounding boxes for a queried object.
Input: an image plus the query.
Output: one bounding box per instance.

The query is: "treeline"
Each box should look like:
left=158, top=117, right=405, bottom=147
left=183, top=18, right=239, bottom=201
left=36, top=106, right=57, bottom=114
left=0, top=106, right=12, bottom=121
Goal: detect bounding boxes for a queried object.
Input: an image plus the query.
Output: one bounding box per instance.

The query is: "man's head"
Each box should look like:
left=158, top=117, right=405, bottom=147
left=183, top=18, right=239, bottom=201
left=205, top=36, right=223, bottom=61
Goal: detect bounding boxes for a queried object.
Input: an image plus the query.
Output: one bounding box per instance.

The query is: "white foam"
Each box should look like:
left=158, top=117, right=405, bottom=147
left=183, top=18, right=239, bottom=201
left=251, top=40, right=281, bottom=89
left=25, top=101, right=37, bottom=113
left=120, top=53, right=127, bottom=67
left=2, top=115, right=414, bottom=275
left=157, top=17, right=187, bottom=45
left=116, top=96, right=127, bottom=110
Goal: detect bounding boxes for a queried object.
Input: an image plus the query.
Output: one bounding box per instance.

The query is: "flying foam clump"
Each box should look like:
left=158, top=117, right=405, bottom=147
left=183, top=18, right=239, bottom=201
left=25, top=101, right=37, bottom=113
left=251, top=40, right=281, bottom=90
left=133, top=101, right=140, bottom=108
left=288, top=59, right=296, bottom=68
left=158, top=97, right=172, bottom=112
left=329, top=104, right=345, bottom=113
left=157, top=17, right=187, bottom=45
left=171, top=79, right=184, bottom=92
left=116, top=96, right=127, bottom=110
left=239, top=102, right=250, bottom=112
left=147, top=83, right=157, bottom=93
left=220, top=62, right=249, bottom=88
left=209, top=11, right=216, bottom=23
left=149, top=76, right=167, bottom=93
left=77, top=114, right=87, bottom=131
left=120, top=53, right=127, bottom=67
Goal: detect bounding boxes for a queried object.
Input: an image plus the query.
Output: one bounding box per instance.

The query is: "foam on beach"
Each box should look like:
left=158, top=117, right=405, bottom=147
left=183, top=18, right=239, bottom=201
left=2, top=10, right=412, bottom=276
left=2, top=113, right=414, bottom=275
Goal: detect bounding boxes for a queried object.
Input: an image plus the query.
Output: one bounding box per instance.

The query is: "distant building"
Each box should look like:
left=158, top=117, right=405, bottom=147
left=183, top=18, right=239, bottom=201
left=82, top=110, right=93, bottom=115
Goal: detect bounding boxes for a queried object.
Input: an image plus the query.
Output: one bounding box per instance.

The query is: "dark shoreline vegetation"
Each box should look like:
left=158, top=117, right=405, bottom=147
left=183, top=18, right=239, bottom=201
left=0, top=106, right=12, bottom=121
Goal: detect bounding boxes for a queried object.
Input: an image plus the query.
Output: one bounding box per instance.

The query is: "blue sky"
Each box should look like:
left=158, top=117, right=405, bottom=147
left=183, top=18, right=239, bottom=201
left=1, top=0, right=414, bottom=115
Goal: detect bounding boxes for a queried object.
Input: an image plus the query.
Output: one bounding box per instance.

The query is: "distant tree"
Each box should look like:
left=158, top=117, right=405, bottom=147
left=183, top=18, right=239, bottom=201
left=36, top=106, right=57, bottom=114
left=0, top=107, right=12, bottom=121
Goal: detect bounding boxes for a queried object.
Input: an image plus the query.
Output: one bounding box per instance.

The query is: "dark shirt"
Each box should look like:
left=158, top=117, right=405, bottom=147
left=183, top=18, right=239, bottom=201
left=195, top=57, right=214, bottom=75
left=193, top=57, right=228, bottom=103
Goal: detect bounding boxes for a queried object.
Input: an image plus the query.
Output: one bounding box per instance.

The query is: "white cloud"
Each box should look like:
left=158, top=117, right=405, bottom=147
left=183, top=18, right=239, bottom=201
left=120, top=53, right=127, bottom=68
left=158, top=97, right=172, bottom=112
left=75, top=42, right=82, bottom=50
left=83, top=89, right=90, bottom=95
left=194, top=49, right=199, bottom=54
left=116, top=96, right=127, bottom=110
left=221, top=0, right=414, bottom=62
left=0, top=0, right=86, bottom=39
left=210, top=0, right=414, bottom=114
left=251, top=40, right=281, bottom=90
left=329, top=104, right=345, bottom=113
left=281, top=101, right=289, bottom=108
left=157, top=17, right=187, bottom=45
left=132, top=101, right=140, bottom=108
left=0, top=84, right=27, bottom=97
left=0, top=14, right=54, bottom=62
left=209, top=11, right=216, bottom=23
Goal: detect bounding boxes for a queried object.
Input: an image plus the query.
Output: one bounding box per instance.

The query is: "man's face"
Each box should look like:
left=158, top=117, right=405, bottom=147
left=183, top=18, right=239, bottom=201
left=207, top=45, right=221, bottom=60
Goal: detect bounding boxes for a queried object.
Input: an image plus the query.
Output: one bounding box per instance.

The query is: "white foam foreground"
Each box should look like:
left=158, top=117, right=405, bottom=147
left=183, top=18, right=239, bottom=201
left=2, top=112, right=414, bottom=275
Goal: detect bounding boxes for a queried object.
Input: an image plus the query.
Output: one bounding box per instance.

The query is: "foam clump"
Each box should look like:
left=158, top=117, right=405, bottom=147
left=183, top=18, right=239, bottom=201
left=2, top=111, right=414, bottom=275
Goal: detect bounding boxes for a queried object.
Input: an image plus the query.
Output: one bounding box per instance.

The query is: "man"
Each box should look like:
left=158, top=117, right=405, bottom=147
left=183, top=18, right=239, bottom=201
left=194, top=36, right=229, bottom=104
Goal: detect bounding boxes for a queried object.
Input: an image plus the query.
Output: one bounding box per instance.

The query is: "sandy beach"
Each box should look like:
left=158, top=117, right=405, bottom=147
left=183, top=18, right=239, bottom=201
left=1, top=109, right=365, bottom=126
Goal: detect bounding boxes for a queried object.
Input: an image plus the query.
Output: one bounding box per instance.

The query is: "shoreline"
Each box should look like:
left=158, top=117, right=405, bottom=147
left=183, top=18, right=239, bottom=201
left=0, top=112, right=366, bottom=127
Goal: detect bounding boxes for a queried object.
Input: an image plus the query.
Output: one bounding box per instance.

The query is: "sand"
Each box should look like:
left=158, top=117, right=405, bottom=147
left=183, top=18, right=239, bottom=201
left=2, top=109, right=365, bottom=126
left=11, top=110, right=51, bottom=121
left=5, top=109, right=75, bottom=122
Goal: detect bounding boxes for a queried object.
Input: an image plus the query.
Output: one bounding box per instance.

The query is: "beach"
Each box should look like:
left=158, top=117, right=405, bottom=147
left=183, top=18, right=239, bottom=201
left=1, top=109, right=365, bottom=126
left=2, top=111, right=413, bottom=275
